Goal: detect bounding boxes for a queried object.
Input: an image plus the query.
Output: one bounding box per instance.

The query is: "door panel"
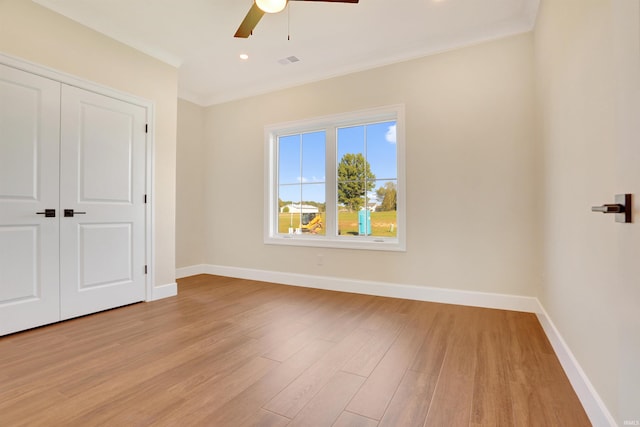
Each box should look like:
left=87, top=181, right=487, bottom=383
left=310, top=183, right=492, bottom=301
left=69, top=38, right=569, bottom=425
left=59, top=85, right=146, bottom=320
left=0, top=64, right=61, bottom=336
left=79, top=223, right=132, bottom=289
left=0, top=73, right=44, bottom=200
left=79, top=104, right=134, bottom=203
left=0, top=227, right=39, bottom=301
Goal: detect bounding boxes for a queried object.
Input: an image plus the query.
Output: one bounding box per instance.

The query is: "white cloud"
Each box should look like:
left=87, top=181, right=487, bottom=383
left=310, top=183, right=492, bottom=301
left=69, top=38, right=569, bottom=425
left=385, top=124, right=397, bottom=144
left=298, top=176, right=325, bottom=183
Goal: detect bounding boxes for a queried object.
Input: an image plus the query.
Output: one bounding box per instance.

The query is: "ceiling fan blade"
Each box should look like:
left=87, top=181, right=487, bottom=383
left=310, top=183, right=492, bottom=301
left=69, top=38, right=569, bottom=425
left=234, top=3, right=265, bottom=38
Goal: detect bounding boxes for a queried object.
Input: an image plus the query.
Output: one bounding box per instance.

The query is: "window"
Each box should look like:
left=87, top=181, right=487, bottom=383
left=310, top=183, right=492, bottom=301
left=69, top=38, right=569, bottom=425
left=265, top=104, right=405, bottom=251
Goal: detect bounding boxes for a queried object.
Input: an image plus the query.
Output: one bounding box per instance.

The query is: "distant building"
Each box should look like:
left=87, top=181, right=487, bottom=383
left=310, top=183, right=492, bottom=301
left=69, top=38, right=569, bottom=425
left=281, top=204, right=319, bottom=214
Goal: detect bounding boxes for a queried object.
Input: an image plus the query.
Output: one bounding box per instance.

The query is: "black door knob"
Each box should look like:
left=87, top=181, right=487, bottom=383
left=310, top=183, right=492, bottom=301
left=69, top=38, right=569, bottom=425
left=64, top=209, right=87, bottom=217
left=36, top=209, right=56, bottom=218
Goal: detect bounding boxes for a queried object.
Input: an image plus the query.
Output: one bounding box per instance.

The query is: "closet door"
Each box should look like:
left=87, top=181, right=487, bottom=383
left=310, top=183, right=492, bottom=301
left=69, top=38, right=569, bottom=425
left=0, top=64, right=61, bottom=336
left=59, top=85, right=146, bottom=320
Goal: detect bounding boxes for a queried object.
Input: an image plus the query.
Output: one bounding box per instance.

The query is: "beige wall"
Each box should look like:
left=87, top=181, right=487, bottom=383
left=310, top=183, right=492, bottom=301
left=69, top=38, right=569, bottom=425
left=534, top=0, right=640, bottom=423
left=176, top=99, right=205, bottom=268
left=0, top=0, right=178, bottom=289
left=199, top=33, right=541, bottom=297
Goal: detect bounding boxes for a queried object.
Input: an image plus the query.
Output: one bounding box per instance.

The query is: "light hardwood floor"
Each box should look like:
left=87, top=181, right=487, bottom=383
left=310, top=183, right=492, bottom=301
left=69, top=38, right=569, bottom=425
left=0, top=274, right=590, bottom=426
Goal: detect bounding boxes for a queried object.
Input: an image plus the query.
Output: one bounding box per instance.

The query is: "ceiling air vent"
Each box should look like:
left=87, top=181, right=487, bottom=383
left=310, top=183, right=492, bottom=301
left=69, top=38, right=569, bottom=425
left=278, top=56, right=300, bottom=65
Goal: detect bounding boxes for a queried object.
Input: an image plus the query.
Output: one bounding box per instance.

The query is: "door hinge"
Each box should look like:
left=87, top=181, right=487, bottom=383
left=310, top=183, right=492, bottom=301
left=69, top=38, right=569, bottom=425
left=144, top=265, right=148, bottom=275
left=145, top=124, right=148, bottom=133
left=144, top=194, right=147, bottom=204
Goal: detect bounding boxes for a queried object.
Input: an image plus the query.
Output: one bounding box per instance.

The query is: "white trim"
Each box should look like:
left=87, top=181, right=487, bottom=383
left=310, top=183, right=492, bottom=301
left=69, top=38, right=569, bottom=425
left=177, top=264, right=539, bottom=313
left=0, top=52, right=156, bottom=303
left=150, top=283, right=178, bottom=301
left=145, top=103, right=156, bottom=302
left=176, top=264, right=209, bottom=279
left=534, top=304, right=617, bottom=427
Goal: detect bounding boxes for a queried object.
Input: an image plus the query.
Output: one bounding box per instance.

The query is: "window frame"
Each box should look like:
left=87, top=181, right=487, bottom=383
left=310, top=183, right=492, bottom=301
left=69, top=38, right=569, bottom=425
left=264, top=104, right=406, bottom=251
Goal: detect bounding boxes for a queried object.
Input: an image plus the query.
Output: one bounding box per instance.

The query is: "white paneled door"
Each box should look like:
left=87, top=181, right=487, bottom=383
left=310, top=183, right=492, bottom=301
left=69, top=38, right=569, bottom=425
left=59, top=85, right=146, bottom=320
left=0, top=64, right=147, bottom=335
left=0, top=64, right=61, bottom=335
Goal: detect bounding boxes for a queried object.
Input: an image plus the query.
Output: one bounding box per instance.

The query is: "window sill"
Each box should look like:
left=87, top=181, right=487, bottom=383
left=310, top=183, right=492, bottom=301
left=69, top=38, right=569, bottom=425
left=264, top=235, right=406, bottom=252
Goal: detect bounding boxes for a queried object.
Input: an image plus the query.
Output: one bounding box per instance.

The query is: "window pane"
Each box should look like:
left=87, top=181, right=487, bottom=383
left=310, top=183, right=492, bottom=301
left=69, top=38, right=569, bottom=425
left=277, top=184, right=325, bottom=235
left=278, top=185, right=301, bottom=234
left=278, top=134, right=301, bottom=185
left=371, top=179, right=397, bottom=237
left=366, top=121, right=397, bottom=180
left=337, top=124, right=376, bottom=236
left=278, top=131, right=326, bottom=235
left=337, top=126, right=372, bottom=213
left=337, top=125, right=364, bottom=161
left=301, top=183, right=325, bottom=235
left=302, top=131, right=325, bottom=185
left=338, top=199, right=366, bottom=236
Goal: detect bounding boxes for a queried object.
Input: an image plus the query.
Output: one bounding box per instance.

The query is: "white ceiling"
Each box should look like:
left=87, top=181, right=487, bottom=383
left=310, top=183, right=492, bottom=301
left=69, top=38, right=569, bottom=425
left=33, top=0, right=539, bottom=106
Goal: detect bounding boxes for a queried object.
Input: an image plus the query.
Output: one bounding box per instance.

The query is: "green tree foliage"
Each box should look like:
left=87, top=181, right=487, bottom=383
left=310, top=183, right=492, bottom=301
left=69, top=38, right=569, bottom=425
left=376, top=182, right=397, bottom=211
left=337, top=153, right=376, bottom=211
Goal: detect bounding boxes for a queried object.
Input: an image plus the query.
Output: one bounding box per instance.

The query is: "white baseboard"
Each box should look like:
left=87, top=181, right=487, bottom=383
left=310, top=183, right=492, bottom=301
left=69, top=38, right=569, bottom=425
left=150, top=282, right=177, bottom=301
left=534, top=304, right=616, bottom=426
left=176, top=264, right=209, bottom=279
left=177, top=263, right=539, bottom=312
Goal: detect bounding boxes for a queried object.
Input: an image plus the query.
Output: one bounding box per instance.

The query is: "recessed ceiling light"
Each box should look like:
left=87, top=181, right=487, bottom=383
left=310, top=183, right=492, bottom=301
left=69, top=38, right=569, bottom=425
left=239, top=53, right=249, bottom=60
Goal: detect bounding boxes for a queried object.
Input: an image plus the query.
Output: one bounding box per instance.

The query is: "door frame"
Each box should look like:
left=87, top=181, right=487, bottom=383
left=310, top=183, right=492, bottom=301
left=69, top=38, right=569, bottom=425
left=0, top=52, right=155, bottom=302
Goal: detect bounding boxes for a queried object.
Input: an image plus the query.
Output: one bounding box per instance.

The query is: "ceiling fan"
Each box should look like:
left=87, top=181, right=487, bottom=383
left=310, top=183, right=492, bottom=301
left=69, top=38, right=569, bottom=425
left=235, top=0, right=359, bottom=38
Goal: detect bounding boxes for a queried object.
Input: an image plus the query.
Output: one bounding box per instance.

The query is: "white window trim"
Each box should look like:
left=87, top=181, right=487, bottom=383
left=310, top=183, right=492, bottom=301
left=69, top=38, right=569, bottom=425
left=264, top=104, right=406, bottom=252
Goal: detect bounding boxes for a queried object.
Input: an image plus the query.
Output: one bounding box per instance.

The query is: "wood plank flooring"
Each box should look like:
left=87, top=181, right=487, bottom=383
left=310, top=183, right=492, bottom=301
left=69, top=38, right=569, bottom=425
left=0, top=274, right=591, bottom=426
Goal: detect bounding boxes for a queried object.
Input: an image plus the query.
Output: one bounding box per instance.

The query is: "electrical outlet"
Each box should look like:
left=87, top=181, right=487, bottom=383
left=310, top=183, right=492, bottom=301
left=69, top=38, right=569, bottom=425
left=317, top=254, right=323, bottom=266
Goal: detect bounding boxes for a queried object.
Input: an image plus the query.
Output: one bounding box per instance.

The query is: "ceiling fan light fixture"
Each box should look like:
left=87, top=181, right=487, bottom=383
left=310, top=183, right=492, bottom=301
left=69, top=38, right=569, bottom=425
left=255, top=0, right=287, bottom=14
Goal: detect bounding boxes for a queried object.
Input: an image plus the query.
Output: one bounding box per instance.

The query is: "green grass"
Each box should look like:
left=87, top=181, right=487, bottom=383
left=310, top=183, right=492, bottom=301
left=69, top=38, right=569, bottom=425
left=338, top=211, right=397, bottom=237
left=278, top=211, right=397, bottom=237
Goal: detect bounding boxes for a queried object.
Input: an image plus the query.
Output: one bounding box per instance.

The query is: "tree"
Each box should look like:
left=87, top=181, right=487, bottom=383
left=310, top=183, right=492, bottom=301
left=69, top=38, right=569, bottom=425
left=376, top=182, right=397, bottom=211
left=337, top=153, right=376, bottom=211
